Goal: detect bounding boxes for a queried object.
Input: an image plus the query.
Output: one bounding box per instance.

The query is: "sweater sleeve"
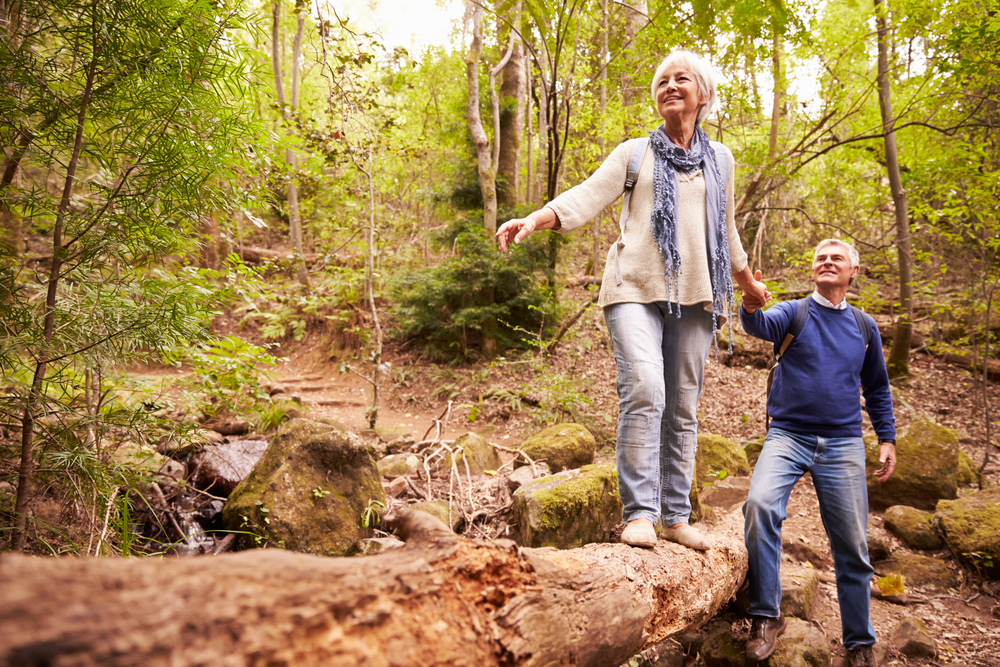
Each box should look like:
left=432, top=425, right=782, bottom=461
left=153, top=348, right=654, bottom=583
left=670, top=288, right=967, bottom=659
left=545, top=140, right=634, bottom=234
left=720, top=144, right=748, bottom=273
left=860, top=318, right=897, bottom=440
left=739, top=301, right=795, bottom=344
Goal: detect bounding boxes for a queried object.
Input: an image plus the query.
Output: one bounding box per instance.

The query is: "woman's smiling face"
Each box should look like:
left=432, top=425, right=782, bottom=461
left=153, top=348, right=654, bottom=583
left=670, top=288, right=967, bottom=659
left=655, top=64, right=707, bottom=123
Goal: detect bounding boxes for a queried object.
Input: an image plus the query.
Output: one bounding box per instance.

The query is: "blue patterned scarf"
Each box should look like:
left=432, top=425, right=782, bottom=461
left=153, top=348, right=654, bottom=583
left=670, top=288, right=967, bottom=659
left=649, top=125, right=735, bottom=349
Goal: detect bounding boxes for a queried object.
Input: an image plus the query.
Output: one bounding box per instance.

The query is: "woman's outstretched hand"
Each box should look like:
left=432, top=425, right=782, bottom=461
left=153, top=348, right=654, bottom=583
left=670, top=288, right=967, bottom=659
left=496, top=217, right=537, bottom=254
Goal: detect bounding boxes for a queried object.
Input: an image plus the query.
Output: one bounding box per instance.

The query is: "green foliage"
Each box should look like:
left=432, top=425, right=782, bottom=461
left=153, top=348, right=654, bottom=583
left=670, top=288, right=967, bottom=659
left=361, top=499, right=385, bottom=529
left=388, top=218, right=557, bottom=361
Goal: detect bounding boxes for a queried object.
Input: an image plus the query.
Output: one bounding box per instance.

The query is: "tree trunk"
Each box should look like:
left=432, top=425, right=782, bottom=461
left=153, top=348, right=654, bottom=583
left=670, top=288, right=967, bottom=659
left=272, top=1, right=309, bottom=287
left=622, top=0, right=649, bottom=137
left=874, top=0, right=913, bottom=379
left=0, top=509, right=747, bottom=667
left=585, top=0, right=609, bottom=278
left=464, top=1, right=498, bottom=234
left=496, top=2, right=524, bottom=210
left=12, top=5, right=99, bottom=552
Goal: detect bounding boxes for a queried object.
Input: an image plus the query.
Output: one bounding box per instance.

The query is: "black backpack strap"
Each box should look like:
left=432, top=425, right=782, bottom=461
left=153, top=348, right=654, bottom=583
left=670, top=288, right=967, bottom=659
left=766, top=298, right=810, bottom=429
left=850, top=305, right=872, bottom=350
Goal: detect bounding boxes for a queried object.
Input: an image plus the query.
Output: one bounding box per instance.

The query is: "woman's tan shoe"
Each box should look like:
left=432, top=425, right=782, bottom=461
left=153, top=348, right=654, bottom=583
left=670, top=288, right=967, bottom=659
left=621, top=519, right=657, bottom=548
left=661, top=523, right=711, bottom=550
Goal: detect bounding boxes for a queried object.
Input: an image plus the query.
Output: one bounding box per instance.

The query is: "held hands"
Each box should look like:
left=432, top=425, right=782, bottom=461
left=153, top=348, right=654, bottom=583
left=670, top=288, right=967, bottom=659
left=873, top=443, right=897, bottom=483
left=741, top=269, right=771, bottom=313
left=496, top=217, right=536, bottom=254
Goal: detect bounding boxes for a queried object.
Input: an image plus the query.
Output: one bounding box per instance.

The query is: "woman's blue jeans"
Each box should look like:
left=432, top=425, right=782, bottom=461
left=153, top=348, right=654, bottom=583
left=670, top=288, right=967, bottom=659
left=743, top=427, right=876, bottom=649
left=604, top=302, right=714, bottom=527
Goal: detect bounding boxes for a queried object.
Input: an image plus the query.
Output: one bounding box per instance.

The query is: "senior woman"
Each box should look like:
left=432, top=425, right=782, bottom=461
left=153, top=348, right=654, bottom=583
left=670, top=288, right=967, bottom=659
left=497, top=50, right=768, bottom=550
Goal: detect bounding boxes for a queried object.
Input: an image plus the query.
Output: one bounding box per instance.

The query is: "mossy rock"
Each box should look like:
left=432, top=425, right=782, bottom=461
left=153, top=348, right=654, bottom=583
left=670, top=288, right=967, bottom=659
left=866, top=420, right=958, bottom=511
left=377, top=452, right=422, bottom=477
left=742, top=436, right=765, bottom=468
left=874, top=553, right=960, bottom=592
left=696, top=434, right=751, bottom=484
left=442, top=432, right=501, bottom=475
left=884, top=505, right=942, bottom=550
left=518, top=423, right=596, bottom=474
left=512, top=463, right=621, bottom=549
left=689, top=461, right=709, bottom=524
left=957, top=450, right=977, bottom=487
left=765, top=617, right=831, bottom=667
left=222, top=419, right=385, bottom=556
left=408, top=500, right=462, bottom=532
left=734, top=566, right=819, bottom=621
left=700, top=623, right=743, bottom=667
left=936, top=486, right=1000, bottom=578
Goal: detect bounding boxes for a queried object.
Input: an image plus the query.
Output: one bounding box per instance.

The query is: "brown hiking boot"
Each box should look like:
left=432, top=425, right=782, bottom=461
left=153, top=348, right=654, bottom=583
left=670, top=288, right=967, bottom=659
left=848, top=645, right=876, bottom=667
left=745, top=615, right=787, bottom=662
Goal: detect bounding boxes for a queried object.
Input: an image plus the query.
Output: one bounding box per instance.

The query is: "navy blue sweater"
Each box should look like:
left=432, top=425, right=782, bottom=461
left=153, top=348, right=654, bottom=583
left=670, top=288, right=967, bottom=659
left=740, top=299, right=896, bottom=440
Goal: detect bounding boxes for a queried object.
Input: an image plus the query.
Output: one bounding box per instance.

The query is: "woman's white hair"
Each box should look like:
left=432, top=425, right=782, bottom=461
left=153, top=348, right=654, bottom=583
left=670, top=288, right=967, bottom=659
left=649, top=50, right=718, bottom=126
left=814, top=238, right=860, bottom=268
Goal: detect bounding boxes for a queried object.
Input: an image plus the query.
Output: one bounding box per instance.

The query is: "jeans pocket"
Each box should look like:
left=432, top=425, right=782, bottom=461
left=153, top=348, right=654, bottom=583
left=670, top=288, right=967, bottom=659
left=679, top=432, right=697, bottom=461
left=618, top=413, right=648, bottom=446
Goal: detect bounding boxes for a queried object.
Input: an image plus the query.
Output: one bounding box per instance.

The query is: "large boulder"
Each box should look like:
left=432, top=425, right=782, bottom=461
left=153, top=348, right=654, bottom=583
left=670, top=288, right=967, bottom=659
left=221, top=419, right=385, bottom=556
left=936, top=486, right=1000, bottom=578
left=866, top=420, right=959, bottom=511
left=518, top=423, right=596, bottom=474
left=742, top=436, right=765, bottom=469
left=874, top=553, right=960, bottom=592
left=408, top=500, right=462, bottom=532
left=442, top=432, right=501, bottom=475
left=735, top=566, right=820, bottom=621
left=696, top=434, right=751, bottom=484
left=883, top=505, right=942, bottom=550
left=512, top=464, right=621, bottom=549
left=191, top=438, right=269, bottom=494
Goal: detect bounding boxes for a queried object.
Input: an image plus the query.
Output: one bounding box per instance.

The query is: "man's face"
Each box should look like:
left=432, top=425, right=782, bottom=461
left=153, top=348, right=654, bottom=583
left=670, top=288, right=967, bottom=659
left=812, top=244, right=859, bottom=289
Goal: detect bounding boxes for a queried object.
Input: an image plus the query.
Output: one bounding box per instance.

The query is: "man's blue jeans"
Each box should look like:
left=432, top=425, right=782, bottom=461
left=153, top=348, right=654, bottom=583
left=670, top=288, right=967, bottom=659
left=743, top=427, right=876, bottom=649
left=604, top=302, right=714, bottom=527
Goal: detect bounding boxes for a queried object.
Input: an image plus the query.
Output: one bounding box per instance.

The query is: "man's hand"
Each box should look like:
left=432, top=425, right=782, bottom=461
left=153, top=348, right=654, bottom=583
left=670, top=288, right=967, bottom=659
left=741, top=269, right=770, bottom=313
left=873, top=442, right=896, bottom=483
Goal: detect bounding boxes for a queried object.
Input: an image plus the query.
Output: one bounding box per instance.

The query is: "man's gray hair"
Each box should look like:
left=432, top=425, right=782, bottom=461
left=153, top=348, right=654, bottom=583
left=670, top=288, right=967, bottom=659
left=814, top=238, right=860, bottom=268
left=650, top=50, right=718, bottom=126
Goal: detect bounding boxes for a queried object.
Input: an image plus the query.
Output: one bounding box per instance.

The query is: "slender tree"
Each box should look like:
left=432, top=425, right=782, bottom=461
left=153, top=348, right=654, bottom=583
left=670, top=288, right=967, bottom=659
left=874, top=0, right=914, bottom=378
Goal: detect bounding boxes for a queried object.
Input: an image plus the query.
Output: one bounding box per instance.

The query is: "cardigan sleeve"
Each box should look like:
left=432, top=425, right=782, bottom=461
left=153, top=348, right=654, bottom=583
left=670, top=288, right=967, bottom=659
left=545, top=140, right=634, bottom=233
left=720, top=144, right=748, bottom=273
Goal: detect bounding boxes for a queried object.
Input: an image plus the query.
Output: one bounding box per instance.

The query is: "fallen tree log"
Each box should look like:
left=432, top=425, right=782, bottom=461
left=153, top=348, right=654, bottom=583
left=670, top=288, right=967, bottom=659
left=0, top=508, right=747, bottom=667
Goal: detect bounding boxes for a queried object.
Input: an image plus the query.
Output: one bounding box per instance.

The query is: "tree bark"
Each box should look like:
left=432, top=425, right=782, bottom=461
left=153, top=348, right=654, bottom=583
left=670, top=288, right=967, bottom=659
left=496, top=2, right=525, bottom=210
left=622, top=0, right=649, bottom=137
left=464, top=1, right=498, bottom=234
left=0, top=509, right=747, bottom=667
left=874, top=0, right=913, bottom=379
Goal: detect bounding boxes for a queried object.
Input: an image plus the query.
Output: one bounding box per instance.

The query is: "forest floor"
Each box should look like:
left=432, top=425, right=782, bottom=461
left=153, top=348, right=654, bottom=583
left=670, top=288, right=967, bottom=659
left=260, top=299, right=1000, bottom=667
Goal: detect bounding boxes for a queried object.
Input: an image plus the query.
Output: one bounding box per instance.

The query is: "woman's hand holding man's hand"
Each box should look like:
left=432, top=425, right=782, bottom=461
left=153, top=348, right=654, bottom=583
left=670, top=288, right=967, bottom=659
left=741, top=269, right=770, bottom=313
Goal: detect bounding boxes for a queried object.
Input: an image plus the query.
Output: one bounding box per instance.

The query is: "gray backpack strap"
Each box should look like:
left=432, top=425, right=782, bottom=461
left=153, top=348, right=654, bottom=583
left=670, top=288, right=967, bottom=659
left=710, top=140, right=729, bottom=186
left=615, top=137, right=649, bottom=286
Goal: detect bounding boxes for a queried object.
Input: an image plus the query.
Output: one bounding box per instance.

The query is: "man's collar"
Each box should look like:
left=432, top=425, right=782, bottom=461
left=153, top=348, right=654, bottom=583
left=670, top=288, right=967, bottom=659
left=811, top=290, right=848, bottom=310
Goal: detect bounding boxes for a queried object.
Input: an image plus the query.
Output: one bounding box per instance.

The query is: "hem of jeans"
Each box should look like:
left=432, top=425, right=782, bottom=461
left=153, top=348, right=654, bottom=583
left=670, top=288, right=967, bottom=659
left=623, top=512, right=659, bottom=525
left=746, top=605, right=781, bottom=619
left=843, top=641, right=876, bottom=652
left=662, top=513, right=691, bottom=526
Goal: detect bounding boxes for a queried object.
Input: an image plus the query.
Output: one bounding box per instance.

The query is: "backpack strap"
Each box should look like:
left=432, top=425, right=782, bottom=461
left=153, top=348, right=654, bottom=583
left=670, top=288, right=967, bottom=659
left=766, top=298, right=810, bottom=429
left=614, top=137, right=649, bottom=286
left=710, top=140, right=729, bottom=188
left=850, top=305, right=873, bottom=350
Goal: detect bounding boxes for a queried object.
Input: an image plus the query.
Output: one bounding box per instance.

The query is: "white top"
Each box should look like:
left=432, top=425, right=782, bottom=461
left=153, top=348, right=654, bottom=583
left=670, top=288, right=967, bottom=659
left=811, top=291, right=847, bottom=310
left=546, top=138, right=748, bottom=319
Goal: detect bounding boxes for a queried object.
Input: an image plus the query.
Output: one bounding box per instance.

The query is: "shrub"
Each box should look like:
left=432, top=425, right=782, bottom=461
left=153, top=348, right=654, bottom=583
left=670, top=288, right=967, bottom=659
left=389, top=217, right=556, bottom=360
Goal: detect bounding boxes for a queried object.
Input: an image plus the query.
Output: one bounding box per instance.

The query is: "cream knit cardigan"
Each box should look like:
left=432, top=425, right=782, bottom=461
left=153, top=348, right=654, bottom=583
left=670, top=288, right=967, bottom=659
left=546, top=137, right=748, bottom=319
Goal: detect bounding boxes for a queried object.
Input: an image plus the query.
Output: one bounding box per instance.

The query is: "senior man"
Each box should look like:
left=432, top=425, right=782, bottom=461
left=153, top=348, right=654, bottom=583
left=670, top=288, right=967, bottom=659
left=739, top=239, right=897, bottom=667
